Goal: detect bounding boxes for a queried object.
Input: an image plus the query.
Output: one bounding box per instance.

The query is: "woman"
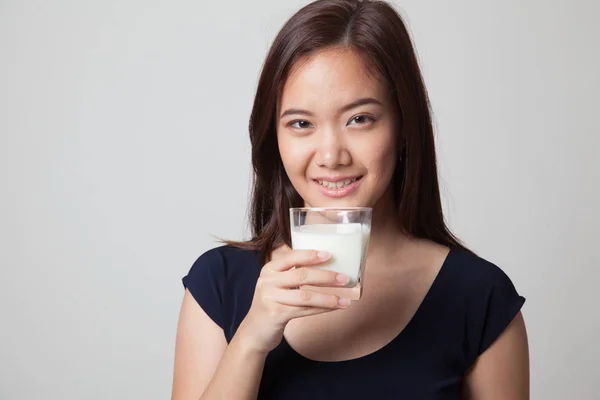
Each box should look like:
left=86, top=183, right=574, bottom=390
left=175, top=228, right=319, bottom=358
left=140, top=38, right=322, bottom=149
left=172, top=0, right=529, bottom=398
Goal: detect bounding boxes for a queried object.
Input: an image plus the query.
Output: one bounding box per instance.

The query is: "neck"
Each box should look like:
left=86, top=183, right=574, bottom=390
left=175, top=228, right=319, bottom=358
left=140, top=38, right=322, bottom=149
left=367, top=191, right=409, bottom=256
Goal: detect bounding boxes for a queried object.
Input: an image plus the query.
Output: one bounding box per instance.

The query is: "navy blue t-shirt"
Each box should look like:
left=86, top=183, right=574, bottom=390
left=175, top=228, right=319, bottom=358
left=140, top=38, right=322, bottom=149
left=182, top=245, right=525, bottom=399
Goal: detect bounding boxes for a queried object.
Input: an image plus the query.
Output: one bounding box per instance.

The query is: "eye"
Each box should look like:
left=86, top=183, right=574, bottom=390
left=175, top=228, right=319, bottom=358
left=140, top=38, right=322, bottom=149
left=348, top=115, right=376, bottom=125
left=288, top=120, right=314, bottom=130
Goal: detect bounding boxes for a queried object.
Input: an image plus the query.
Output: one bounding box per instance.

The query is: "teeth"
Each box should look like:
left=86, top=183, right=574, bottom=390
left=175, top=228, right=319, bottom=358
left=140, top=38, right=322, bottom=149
left=317, top=178, right=357, bottom=189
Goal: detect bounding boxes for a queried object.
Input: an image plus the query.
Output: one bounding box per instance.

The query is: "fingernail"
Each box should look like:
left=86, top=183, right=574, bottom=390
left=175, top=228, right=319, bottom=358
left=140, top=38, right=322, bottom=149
left=338, top=298, right=351, bottom=307
left=317, top=251, right=330, bottom=260
left=336, top=274, right=349, bottom=284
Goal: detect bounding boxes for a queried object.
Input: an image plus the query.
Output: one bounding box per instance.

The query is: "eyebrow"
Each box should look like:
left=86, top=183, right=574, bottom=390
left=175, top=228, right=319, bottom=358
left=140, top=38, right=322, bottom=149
left=279, top=97, right=383, bottom=119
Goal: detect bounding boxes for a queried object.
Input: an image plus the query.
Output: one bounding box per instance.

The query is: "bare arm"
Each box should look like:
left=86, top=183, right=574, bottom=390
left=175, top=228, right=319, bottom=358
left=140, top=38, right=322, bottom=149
left=172, top=290, right=267, bottom=400
left=172, top=250, right=349, bottom=400
left=198, top=321, right=269, bottom=400
left=464, top=311, right=530, bottom=399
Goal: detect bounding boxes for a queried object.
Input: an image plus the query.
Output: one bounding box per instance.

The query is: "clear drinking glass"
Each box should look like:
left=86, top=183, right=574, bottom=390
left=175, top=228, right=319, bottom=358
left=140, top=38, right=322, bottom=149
left=290, top=207, right=372, bottom=299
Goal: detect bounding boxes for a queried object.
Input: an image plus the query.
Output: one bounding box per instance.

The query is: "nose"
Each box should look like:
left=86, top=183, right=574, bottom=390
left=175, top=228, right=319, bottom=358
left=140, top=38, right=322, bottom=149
left=314, top=127, right=352, bottom=169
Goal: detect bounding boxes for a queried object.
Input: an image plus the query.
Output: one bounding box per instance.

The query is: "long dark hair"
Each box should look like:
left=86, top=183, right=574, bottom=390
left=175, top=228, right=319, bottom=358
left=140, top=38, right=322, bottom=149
left=227, top=0, right=466, bottom=261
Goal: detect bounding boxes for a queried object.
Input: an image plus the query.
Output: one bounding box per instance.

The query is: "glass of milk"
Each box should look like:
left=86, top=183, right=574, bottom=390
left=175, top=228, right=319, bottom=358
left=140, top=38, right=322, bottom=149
left=290, top=207, right=372, bottom=294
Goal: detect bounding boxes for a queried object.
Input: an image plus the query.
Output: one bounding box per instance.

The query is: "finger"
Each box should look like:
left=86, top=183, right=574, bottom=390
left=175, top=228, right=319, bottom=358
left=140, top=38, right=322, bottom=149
left=276, top=267, right=349, bottom=288
left=267, top=249, right=330, bottom=272
left=273, top=288, right=351, bottom=309
left=289, top=306, right=341, bottom=319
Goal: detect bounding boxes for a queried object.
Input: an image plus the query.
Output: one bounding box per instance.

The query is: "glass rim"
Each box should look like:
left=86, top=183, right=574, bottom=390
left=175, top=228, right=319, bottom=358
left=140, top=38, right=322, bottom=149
left=289, top=207, right=372, bottom=212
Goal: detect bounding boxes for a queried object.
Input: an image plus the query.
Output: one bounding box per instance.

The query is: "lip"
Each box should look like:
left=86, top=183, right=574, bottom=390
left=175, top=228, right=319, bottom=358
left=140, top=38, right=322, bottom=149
left=312, top=175, right=361, bottom=182
left=313, top=176, right=362, bottom=198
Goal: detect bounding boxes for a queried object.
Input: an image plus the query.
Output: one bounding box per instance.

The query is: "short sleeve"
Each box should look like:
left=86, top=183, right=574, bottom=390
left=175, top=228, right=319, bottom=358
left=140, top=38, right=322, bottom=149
left=465, top=261, right=526, bottom=365
left=182, top=248, right=226, bottom=329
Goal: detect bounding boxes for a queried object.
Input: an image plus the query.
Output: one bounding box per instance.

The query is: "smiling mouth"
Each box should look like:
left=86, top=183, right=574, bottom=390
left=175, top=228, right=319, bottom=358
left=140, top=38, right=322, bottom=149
left=315, top=177, right=358, bottom=189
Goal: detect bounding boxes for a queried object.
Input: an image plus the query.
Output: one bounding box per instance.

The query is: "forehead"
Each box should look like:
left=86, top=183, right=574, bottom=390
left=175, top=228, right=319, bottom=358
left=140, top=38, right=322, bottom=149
left=279, top=48, right=387, bottom=112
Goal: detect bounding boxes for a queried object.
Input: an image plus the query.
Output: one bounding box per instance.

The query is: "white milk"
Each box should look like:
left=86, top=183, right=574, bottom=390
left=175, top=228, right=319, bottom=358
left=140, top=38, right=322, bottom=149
left=291, top=223, right=370, bottom=287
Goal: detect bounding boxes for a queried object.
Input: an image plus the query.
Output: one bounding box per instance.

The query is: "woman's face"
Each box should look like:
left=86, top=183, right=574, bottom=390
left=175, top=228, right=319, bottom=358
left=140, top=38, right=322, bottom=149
left=277, top=47, right=398, bottom=209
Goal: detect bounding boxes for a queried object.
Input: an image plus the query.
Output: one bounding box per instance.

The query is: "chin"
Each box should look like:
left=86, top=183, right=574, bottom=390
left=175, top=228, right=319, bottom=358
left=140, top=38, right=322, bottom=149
left=304, top=194, right=370, bottom=209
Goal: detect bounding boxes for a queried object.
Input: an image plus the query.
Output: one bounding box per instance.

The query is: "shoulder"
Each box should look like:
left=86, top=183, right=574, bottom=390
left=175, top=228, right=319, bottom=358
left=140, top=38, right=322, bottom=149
left=185, top=244, right=261, bottom=284
left=445, top=247, right=520, bottom=295
left=193, top=243, right=259, bottom=263
left=182, top=244, right=262, bottom=333
left=444, top=248, right=526, bottom=365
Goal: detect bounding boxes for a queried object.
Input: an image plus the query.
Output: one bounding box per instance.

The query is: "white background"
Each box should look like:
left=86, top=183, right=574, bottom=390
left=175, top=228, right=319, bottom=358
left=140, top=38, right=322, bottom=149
left=1, top=0, right=598, bottom=398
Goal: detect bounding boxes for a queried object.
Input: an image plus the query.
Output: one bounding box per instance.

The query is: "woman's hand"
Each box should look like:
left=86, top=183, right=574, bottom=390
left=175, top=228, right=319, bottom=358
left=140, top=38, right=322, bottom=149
left=237, top=249, right=351, bottom=354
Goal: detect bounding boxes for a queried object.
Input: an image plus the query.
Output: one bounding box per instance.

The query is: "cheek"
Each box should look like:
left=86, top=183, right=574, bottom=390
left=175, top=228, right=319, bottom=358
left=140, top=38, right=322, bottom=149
left=278, top=135, right=311, bottom=178
left=380, top=140, right=397, bottom=172
left=360, top=133, right=397, bottom=176
left=371, top=151, right=396, bottom=185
